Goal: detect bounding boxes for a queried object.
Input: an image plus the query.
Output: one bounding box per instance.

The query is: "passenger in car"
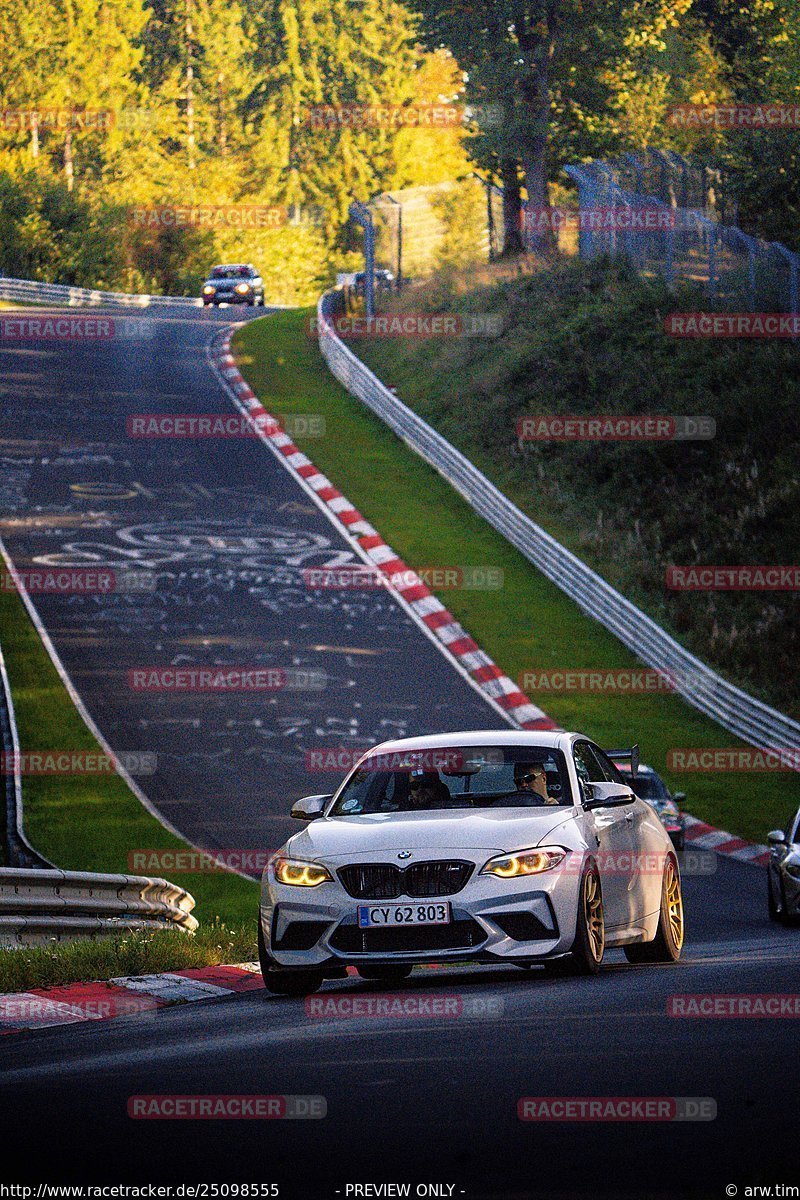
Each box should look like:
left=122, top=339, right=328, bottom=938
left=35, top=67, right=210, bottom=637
left=407, top=770, right=459, bottom=810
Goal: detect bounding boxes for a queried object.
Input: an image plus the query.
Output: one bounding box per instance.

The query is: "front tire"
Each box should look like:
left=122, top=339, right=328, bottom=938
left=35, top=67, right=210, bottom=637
left=569, top=863, right=605, bottom=975
left=625, top=854, right=684, bottom=963
left=258, top=920, right=323, bottom=996
left=768, top=872, right=794, bottom=924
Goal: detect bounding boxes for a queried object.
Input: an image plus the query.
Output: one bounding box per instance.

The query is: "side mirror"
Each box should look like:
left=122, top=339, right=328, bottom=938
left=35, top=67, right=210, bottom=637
left=672, top=792, right=687, bottom=805
left=290, top=794, right=331, bottom=821
left=767, top=829, right=786, bottom=846
left=583, top=781, right=635, bottom=811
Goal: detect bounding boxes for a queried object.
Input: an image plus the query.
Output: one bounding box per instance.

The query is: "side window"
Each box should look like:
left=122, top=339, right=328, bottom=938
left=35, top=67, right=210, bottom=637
left=589, top=744, right=624, bottom=783
left=573, top=742, right=605, bottom=799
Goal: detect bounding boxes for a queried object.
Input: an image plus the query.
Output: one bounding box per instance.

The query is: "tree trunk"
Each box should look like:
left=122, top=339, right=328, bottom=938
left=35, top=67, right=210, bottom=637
left=519, top=66, right=556, bottom=256
left=64, top=128, right=74, bottom=192
left=500, top=159, right=524, bottom=256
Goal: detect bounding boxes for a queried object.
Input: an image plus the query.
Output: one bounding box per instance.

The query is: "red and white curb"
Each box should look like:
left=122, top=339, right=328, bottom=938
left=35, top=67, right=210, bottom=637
left=211, top=334, right=555, bottom=732
left=684, top=814, right=769, bottom=866
left=0, top=963, right=264, bottom=1035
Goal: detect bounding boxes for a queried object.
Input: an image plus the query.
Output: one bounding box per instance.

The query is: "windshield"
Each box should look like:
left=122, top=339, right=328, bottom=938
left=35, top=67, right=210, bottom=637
left=629, top=773, right=670, bottom=802
left=329, top=746, right=572, bottom=815
left=209, top=265, right=251, bottom=279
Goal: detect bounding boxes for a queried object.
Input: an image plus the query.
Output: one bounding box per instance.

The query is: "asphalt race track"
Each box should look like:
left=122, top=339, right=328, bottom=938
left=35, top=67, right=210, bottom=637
left=1, top=308, right=798, bottom=1198
left=0, top=306, right=507, bottom=859
left=1, top=857, right=799, bottom=1196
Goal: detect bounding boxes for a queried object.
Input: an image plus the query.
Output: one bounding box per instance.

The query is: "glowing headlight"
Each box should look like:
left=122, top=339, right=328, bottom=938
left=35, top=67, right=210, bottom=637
left=273, top=857, right=332, bottom=887
left=234, top=282, right=251, bottom=294
left=202, top=284, right=215, bottom=294
left=481, top=847, right=567, bottom=879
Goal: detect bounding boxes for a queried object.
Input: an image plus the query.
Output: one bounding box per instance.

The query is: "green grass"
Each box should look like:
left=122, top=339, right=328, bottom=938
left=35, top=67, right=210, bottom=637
left=0, top=585, right=258, bottom=926
left=356, top=258, right=800, bottom=716
left=234, top=307, right=797, bottom=844
left=0, top=920, right=257, bottom=993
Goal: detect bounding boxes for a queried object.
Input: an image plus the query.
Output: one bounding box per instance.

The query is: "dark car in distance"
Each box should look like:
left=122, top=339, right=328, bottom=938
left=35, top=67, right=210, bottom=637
left=201, top=264, right=265, bottom=307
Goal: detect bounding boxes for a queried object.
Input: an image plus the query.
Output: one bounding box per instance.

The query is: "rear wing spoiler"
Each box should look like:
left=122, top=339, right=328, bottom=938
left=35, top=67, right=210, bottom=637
left=605, top=743, right=639, bottom=778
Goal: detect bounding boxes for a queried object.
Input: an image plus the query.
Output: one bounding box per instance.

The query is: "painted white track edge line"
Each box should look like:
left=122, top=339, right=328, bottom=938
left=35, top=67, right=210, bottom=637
left=0, top=529, right=253, bottom=882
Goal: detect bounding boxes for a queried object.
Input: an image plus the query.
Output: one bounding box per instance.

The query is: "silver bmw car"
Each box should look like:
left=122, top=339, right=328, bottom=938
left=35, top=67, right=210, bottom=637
left=768, top=807, right=800, bottom=923
left=259, top=731, right=684, bottom=995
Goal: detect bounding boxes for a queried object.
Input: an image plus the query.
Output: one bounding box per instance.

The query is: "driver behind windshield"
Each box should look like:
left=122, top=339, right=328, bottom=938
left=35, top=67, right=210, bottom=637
left=514, top=761, right=560, bottom=806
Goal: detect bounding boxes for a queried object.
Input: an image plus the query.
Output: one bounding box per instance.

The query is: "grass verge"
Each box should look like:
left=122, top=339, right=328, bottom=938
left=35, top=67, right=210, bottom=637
left=0, top=584, right=258, bottom=925
left=234, top=307, right=797, bottom=843
left=0, top=920, right=256, bottom=993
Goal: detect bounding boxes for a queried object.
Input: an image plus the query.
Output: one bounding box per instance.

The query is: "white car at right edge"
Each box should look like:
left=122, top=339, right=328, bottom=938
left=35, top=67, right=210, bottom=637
left=259, top=731, right=685, bottom=995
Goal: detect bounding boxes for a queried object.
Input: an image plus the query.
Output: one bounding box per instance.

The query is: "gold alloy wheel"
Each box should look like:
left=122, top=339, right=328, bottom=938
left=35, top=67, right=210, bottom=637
left=584, top=871, right=605, bottom=961
left=665, top=858, right=684, bottom=950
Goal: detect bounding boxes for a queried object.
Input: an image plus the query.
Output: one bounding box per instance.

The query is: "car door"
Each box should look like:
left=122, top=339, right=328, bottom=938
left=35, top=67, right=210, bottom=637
left=592, top=744, right=652, bottom=925
left=573, top=741, right=633, bottom=928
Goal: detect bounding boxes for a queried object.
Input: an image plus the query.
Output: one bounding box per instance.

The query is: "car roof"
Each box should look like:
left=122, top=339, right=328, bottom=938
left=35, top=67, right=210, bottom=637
left=211, top=263, right=255, bottom=271
left=361, top=730, right=578, bottom=757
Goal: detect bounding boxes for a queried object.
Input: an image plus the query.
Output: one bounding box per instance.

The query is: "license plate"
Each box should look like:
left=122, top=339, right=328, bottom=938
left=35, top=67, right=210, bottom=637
left=357, top=902, right=451, bottom=928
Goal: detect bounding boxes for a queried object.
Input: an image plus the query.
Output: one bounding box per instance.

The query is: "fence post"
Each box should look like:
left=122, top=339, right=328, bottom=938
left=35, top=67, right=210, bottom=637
left=384, top=194, right=403, bottom=289
left=349, top=200, right=375, bottom=319
left=706, top=221, right=717, bottom=305
left=747, top=239, right=757, bottom=313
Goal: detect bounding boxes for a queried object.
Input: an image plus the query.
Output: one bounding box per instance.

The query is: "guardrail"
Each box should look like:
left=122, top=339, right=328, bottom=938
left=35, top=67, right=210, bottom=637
left=0, top=867, right=198, bottom=946
left=316, top=289, right=800, bottom=761
left=0, top=275, right=202, bottom=308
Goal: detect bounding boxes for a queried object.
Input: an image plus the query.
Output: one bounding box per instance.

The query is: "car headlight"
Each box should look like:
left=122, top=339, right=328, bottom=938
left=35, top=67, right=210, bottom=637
left=202, top=284, right=215, bottom=294
left=481, top=846, right=567, bottom=879
left=234, top=282, right=251, bottom=294
left=273, top=857, right=332, bottom=887
left=784, top=862, right=800, bottom=881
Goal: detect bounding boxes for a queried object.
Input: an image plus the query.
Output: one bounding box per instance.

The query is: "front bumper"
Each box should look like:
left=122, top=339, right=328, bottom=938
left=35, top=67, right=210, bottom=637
left=202, top=291, right=253, bottom=305
left=261, top=857, right=582, bottom=970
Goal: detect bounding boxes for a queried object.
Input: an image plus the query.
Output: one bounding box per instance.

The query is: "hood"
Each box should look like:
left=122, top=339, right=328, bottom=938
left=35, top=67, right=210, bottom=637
left=284, top=806, right=577, bottom=863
